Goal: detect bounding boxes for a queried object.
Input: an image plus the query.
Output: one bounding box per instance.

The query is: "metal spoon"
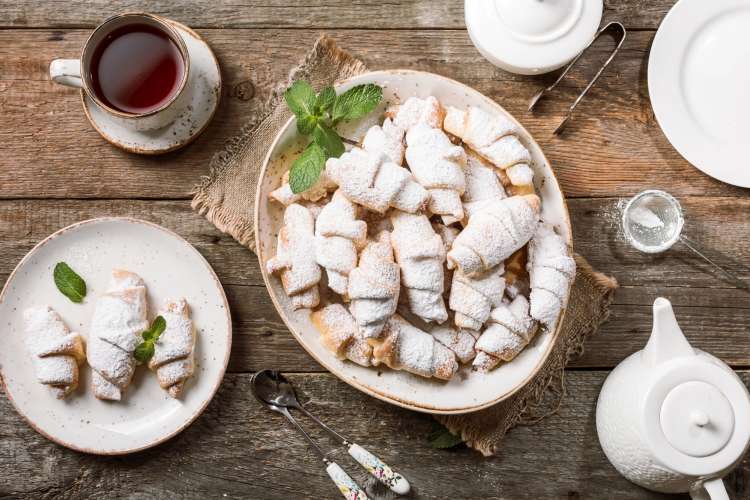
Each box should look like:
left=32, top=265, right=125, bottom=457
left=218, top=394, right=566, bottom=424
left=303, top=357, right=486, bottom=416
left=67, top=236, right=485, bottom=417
left=251, top=369, right=411, bottom=496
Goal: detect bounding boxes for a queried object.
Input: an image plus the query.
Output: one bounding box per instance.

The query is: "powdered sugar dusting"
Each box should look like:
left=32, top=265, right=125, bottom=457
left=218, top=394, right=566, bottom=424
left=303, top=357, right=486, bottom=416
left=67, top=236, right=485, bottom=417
left=390, top=211, right=447, bottom=323
left=87, top=270, right=149, bottom=401
left=149, top=298, right=195, bottom=398
left=24, top=306, right=84, bottom=399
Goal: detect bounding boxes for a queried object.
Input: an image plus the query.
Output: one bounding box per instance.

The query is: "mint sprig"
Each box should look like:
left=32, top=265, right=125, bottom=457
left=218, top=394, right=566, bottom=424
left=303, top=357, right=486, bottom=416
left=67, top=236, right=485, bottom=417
left=134, top=316, right=167, bottom=364
left=283, top=80, right=383, bottom=194
left=53, top=262, right=87, bottom=303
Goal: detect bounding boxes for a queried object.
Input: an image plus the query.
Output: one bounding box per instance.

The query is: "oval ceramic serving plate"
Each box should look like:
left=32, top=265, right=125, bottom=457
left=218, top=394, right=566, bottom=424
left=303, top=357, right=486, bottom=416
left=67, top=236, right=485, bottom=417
left=255, top=70, right=572, bottom=414
left=0, top=218, right=231, bottom=454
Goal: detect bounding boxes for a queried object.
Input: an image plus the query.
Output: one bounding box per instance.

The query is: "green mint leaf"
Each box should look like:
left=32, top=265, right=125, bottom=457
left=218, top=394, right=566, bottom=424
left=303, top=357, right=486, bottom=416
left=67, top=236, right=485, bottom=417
left=150, top=316, right=167, bottom=340
left=332, top=84, right=383, bottom=124
left=284, top=81, right=316, bottom=120
left=312, top=123, right=345, bottom=158
left=141, top=315, right=167, bottom=342
left=428, top=424, right=464, bottom=449
left=297, top=114, right=318, bottom=135
left=315, top=86, right=336, bottom=115
left=133, top=316, right=167, bottom=363
left=289, top=143, right=326, bottom=194
left=134, top=341, right=154, bottom=364
left=53, top=262, right=87, bottom=303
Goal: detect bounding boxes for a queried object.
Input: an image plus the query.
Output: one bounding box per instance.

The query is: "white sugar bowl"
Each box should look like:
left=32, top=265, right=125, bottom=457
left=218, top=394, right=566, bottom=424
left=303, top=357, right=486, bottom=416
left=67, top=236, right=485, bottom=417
left=596, top=298, right=750, bottom=499
left=465, top=0, right=603, bottom=75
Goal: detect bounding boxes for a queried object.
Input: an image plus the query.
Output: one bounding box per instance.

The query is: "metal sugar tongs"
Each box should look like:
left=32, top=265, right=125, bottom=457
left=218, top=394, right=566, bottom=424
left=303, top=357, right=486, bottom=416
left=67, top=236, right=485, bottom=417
left=529, top=21, right=627, bottom=135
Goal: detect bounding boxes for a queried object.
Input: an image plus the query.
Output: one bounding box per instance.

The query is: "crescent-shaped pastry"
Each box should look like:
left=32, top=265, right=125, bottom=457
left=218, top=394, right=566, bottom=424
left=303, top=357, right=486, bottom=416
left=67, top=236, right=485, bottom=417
left=473, top=295, right=537, bottom=373
left=405, top=123, right=467, bottom=221
left=447, top=194, right=540, bottom=277
left=390, top=210, right=448, bottom=324
left=370, top=315, right=458, bottom=380
left=443, top=105, right=534, bottom=190
left=24, top=306, right=85, bottom=399
left=315, top=190, right=368, bottom=295
left=325, top=147, right=429, bottom=214
left=149, top=298, right=196, bottom=398
left=389, top=96, right=445, bottom=130
left=269, top=170, right=336, bottom=206
left=311, top=304, right=373, bottom=367
left=87, top=270, right=149, bottom=400
left=431, top=325, right=478, bottom=364
left=347, top=231, right=400, bottom=340
left=362, top=118, right=406, bottom=166
left=527, top=223, right=576, bottom=327
left=449, top=264, right=506, bottom=331
left=267, top=204, right=322, bottom=310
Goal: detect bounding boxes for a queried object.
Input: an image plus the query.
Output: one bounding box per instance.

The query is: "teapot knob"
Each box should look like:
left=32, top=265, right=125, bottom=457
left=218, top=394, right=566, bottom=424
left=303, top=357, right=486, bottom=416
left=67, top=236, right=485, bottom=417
left=690, top=411, right=710, bottom=428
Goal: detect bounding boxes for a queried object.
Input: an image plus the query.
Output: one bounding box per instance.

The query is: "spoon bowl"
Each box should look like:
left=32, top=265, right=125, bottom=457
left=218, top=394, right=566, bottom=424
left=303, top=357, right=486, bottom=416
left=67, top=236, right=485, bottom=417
left=251, top=369, right=301, bottom=409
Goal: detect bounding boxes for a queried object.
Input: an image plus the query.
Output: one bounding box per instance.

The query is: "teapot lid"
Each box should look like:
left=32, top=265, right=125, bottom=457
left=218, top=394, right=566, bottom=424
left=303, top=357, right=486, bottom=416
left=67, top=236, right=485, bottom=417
left=642, top=359, right=750, bottom=476
left=465, top=0, right=603, bottom=75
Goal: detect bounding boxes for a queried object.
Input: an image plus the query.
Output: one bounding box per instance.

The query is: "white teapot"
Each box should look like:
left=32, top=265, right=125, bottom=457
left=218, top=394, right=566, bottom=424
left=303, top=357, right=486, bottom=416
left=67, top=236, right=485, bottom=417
left=597, top=298, right=750, bottom=499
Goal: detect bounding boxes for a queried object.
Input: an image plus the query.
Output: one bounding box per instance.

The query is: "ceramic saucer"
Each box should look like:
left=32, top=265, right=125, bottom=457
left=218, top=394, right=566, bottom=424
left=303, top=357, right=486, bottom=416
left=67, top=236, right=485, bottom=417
left=649, top=0, right=750, bottom=187
left=82, top=22, right=221, bottom=155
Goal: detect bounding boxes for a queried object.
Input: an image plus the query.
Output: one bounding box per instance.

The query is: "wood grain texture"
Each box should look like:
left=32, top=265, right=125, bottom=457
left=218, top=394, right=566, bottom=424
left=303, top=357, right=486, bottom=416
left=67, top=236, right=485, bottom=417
left=4, top=371, right=747, bottom=499
left=0, top=0, right=675, bottom=29
left=1, top=198, right=749, bottom=371
left=1, top=28, right=746, bottom=199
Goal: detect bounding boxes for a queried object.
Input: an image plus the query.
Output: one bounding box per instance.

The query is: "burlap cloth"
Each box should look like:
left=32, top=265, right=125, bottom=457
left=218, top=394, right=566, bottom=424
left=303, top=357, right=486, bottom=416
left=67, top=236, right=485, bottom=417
left=192, top=35, right=618, bottom=457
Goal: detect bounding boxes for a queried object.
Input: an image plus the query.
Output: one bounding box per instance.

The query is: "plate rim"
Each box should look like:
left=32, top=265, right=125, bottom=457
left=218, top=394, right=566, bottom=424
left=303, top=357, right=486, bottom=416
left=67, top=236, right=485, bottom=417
left=254, top=69, right=573, bottom=415
left=0, top=216, right=232, bottom=455
left=648, top=0, right=750, bottom=188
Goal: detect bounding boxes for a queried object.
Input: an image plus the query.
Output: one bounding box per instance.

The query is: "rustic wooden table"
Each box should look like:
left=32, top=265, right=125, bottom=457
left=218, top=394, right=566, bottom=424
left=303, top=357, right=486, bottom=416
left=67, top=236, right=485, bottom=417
left=1, top=1, right=748, bottom=498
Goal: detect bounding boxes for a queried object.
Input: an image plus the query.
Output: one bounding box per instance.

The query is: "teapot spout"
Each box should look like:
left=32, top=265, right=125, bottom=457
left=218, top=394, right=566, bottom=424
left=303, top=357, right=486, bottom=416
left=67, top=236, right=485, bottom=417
left=642, top=297, right=695, bottom=366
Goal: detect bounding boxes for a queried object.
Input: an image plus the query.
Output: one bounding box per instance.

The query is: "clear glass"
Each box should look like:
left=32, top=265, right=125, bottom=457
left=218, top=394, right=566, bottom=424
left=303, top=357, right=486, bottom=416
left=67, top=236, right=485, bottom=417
left=622, top=190, right=684, bottom=254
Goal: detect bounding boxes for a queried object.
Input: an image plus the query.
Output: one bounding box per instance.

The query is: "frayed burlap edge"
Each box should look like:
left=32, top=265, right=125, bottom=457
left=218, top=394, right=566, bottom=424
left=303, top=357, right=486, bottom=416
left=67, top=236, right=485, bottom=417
left=191, top=35, right=368, bottom=251
left=435, top=254, right=618, bottom=456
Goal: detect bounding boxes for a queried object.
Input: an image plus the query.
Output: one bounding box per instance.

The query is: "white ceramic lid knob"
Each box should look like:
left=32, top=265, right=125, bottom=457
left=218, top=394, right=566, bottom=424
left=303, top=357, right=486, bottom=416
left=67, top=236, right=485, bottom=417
left=660, top=381, right=735, bottom=457
left=465, top=0, right=603, bottom=74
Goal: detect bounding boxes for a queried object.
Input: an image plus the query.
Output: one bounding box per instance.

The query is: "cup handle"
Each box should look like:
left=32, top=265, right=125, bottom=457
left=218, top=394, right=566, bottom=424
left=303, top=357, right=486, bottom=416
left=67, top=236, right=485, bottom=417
left=690, top=478, right=729, bottom=500
left=50, top=59, right=83, bottom=88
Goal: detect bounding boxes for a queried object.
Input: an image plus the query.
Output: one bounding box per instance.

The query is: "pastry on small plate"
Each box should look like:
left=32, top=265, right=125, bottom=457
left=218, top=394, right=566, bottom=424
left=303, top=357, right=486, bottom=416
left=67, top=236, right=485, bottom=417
left=149, top=298, right=196, bottom=398
left=87, top=269, right=149, bottom=401
left=24, top=306, right=85, bottom=399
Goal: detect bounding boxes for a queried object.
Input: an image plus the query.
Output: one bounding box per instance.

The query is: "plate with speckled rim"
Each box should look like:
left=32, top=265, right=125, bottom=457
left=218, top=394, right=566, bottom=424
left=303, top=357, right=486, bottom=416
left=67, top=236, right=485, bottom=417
left=0, top=218, right=231, bottom=454
left=254, top=70, right=573, bottom=415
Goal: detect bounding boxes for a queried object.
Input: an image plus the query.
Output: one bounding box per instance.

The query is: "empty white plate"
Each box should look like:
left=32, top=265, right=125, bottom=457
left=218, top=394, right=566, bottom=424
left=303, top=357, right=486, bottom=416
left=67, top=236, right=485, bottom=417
left=0, top=218, right=231, bottom=454
left=649, top=0, right=750, bottom=187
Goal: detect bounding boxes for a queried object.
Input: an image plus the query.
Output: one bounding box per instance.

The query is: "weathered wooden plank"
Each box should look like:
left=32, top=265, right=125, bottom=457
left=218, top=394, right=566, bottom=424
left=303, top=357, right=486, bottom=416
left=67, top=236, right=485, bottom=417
left=1, top=198, right=749, bottom=372
left=1, top=29, right=745, bottom=199
left=3, top=196, right=747, bottom=290
left=0, top=0, right=674, bottom=30
left=5, top=370, right=746, bottom=499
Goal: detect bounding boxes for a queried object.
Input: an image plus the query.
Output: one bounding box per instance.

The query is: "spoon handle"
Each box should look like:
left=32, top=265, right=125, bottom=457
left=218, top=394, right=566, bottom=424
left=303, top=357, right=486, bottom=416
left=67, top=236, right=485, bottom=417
left=348, top=443, right=411, bottom=495
left=326, top=462, right=370, bottom=500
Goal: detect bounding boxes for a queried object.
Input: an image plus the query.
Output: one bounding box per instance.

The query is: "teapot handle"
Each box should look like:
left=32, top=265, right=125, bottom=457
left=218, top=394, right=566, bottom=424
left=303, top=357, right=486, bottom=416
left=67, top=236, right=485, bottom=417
left=690, top=478, right=729, bottom=500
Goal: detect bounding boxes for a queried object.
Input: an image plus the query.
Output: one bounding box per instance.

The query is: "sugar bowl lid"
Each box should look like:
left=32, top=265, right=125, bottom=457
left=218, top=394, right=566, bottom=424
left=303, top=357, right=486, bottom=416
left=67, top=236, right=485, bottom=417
left=465, top=0, right=603, bottom=75
left=642, top=358, right=750, bottom=477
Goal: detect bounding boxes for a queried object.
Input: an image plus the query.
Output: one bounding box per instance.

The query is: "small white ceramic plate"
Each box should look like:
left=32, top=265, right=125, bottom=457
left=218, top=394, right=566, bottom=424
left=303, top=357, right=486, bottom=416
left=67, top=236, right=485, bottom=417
left=0, top=218, right=231, bottom=454
left=255, top=70, right=572, bottom=414
left=82, top=22, right=221, bottom=155
left=649, top=0, right=750, bottom=187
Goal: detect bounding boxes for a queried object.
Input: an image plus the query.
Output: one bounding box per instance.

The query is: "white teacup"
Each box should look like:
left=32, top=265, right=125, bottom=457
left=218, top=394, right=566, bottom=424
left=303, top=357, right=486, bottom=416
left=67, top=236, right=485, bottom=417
left=50, top=13, right=191, bottom=132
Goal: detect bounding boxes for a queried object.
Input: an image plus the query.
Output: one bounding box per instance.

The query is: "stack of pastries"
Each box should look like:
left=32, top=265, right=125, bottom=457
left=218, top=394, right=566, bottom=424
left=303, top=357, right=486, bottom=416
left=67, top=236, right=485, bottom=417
left=267, top=97, right=575, bottom=380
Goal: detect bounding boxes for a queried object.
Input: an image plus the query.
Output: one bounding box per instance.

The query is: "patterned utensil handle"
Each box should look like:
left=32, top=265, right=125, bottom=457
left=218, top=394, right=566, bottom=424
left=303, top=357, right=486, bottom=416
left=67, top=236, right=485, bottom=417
left=325, top=462, right=369, bottom=500
left=348, top=443, right=410, bottom=495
